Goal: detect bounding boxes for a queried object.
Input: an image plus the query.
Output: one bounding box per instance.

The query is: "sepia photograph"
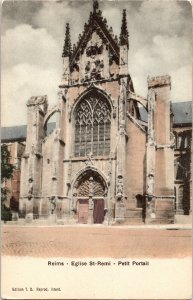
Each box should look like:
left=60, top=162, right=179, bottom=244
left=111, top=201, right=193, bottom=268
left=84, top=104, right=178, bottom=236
left=1, top=0, right=192, bottom=299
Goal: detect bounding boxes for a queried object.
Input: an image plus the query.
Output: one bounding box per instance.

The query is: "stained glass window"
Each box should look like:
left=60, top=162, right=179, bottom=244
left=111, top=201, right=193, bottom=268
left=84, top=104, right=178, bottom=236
left=74, top=92, right=111, bottom=156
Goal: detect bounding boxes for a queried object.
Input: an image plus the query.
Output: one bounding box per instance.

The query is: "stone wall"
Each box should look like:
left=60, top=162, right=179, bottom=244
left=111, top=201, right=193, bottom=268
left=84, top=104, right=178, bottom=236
left=125, top=118, right=146, bottom=207
left=146, top=76, right=175, bottom=224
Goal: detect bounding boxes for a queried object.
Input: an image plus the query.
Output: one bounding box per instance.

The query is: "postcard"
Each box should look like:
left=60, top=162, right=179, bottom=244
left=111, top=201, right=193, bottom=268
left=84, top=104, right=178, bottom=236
left=1, top=0, right=192, bottom=299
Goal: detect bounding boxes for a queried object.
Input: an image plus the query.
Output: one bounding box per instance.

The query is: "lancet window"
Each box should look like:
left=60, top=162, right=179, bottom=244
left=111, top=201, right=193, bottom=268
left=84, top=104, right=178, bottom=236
left=74, top=92, right=111, bottom=157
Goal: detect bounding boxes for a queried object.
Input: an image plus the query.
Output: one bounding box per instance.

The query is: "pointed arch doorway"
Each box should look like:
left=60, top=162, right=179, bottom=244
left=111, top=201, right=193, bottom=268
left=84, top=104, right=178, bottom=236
left=73, top=170, right=107, bottom=224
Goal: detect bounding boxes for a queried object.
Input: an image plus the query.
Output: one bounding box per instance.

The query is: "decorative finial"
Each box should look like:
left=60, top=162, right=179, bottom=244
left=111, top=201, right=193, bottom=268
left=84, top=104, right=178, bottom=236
left=84, top=22, right=88, bottom=30
left=109, top=26, right=113, bottom=35
left=93, top=0, right=99, bottom=13
left=120, top=9, right=129, bottom=48
left=62, top=23, right=72, bottom=57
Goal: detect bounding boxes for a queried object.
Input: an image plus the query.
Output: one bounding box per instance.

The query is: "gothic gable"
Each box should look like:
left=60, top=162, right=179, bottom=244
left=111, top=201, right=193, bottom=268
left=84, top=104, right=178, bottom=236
left=70, top=3, right=120, bottom=70
left=84, top=32, right=105, bottom=81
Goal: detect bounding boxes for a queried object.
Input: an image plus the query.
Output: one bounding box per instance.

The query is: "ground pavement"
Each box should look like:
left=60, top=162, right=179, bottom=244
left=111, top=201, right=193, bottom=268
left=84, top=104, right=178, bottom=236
left=2, top=225, right=192, bottom=258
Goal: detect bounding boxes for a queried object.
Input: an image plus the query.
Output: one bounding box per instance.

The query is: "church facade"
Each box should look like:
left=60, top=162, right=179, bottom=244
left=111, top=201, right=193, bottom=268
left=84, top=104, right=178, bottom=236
left=19, top=1, right=178, bottom=225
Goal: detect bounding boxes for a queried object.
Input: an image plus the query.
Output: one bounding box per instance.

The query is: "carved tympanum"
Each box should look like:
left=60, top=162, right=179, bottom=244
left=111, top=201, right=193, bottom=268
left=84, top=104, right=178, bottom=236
left=75, top=171, right=105, bottom=197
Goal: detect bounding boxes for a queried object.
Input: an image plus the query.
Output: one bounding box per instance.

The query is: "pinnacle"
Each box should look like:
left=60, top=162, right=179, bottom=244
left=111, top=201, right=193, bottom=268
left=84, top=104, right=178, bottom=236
left=93, top=0, right=99, bottom=13
left=120, top=9, right=129, bottom=48
left=62, top=23, right=72, bottom=57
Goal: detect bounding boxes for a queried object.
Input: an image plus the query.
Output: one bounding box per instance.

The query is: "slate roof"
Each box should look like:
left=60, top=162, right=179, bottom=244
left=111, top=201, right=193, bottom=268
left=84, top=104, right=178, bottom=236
left=1, top=102, right=192, bottom=142
left=139, top=101, right=192, bottom=126
left=1, top=123, right=55, bottom=143
left=1, top=125, right=27, bottom=142
left=139, top=107, right=148, bottom=123
left=172, top=102, right=192, bottom=126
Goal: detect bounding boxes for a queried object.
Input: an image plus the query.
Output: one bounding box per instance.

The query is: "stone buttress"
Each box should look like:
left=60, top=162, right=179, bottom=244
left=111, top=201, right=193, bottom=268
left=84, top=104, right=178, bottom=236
left=19, top=96, right=47, bottom=221
left=146, top=76, right=175, bottom=223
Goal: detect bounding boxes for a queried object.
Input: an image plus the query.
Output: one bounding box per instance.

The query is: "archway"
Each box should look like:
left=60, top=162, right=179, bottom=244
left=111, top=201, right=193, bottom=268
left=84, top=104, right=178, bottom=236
left=73, top=169, right=107, bottom=224
left=73, top=88, right=112, bottom=157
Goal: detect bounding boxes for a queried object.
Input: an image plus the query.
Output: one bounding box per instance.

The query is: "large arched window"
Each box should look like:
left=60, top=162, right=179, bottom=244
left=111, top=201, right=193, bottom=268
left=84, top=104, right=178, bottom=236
left=74, top=91, right=111, bottom=157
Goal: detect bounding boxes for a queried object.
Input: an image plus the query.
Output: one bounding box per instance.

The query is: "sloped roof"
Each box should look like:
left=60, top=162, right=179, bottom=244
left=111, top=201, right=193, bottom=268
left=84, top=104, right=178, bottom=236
left=172, top=102, right=192, bottom=125
left=139, top=107, right=148, bottom=123
left=1, top=125, right=27, bottom=142
left=139, top=101, right=192, bottom=126
left=1, top=123, right=55, bottom=143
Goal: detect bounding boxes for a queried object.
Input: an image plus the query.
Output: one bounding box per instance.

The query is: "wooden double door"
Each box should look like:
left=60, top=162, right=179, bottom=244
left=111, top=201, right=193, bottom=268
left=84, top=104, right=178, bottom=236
left=78, top=198, right=104, bottom=224
left=78, top=199, right=89, bottom=224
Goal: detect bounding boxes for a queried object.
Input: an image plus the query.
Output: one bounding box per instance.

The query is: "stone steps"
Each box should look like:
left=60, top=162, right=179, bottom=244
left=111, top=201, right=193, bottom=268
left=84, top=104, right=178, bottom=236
left=175, top=214, right=192, bottom=224
left=125, top=208, right=143, bottom=218
left=114, top=218, right=144, bottom=225
left=147, top=218, right=174, bottom=224
left=115, top=207, right=144, bottom=225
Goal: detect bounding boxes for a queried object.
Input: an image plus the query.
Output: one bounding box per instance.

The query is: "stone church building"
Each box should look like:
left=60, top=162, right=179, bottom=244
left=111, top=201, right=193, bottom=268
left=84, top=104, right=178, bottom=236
left=18, top=1, right=190, bottom=225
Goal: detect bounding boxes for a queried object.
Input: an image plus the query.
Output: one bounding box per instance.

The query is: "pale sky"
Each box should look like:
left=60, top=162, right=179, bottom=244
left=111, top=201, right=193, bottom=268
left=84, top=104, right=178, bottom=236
left=1, top=0, right=192, bottom=126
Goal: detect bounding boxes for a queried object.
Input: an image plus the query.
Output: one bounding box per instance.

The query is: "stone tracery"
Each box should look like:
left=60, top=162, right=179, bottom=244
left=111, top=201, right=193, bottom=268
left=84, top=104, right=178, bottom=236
left=75, top=170, right=106, bottom=198
left=74, top=91, right=111, bottom=157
